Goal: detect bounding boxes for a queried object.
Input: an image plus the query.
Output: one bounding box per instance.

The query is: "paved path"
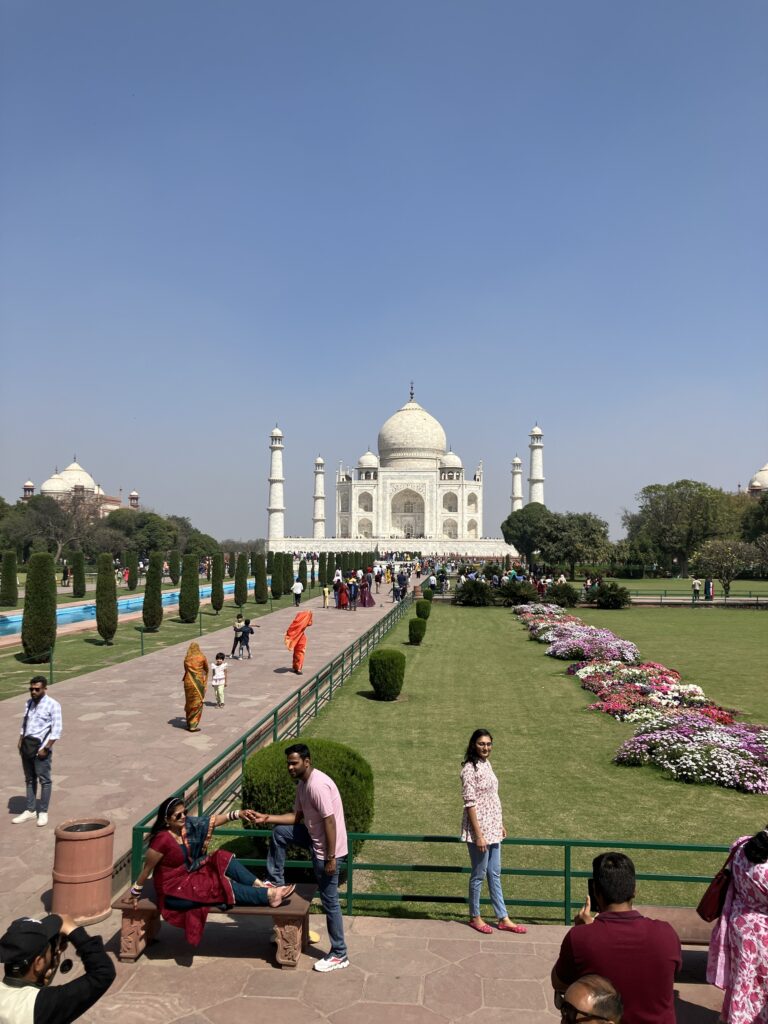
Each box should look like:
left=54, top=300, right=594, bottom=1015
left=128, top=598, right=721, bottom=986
left=0, top=592, right=398, bottom=920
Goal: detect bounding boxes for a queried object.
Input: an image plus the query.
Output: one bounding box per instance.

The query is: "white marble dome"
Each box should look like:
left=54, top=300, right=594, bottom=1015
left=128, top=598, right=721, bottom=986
left=59, top=461, right=97, bottom=491
left=440, top=450, right=463, bottom=469
left=41, top=473, right=69, bottom=495
left=378, top=399, right=447, bottom=469
left=748, top=463, right=768, bottom=494
left=358, top=449, right=379, bottom=469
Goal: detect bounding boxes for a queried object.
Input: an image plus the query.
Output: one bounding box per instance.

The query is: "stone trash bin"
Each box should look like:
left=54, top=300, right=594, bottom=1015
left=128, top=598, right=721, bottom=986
left=51, top=818, right=115, bottom=925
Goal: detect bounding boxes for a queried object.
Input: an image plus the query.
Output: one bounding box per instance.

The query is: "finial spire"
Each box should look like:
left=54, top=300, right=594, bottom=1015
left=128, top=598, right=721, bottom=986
left=409, top=381, right=414, bottom=401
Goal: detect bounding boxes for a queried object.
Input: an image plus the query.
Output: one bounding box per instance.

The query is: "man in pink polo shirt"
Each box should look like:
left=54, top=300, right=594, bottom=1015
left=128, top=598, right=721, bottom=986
left=254, top=743, right=349, bottom=972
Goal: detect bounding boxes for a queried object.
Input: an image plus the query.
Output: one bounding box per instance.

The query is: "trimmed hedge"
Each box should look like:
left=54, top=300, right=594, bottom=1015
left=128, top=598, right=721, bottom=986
left=409, top=617, right=427, bottom=645
left=241, top=739, right=374, bottom=862
left=72, top=551, right=86, bottom=599
left=0, top=550, right=18, bottom=606
left=21, top=552, right=57, bottom=662
left=96, top=552, right=118, bottom=644
left=415, top=599, right=431, bottom=621
left=420, top=585, right=434, bottom=602
left=369, top=648, right=406, bottom=701
left=211, top=553, right=224, bottom=614
left=178, top=553, right=200, bottom=622
left=142, top=552, right=164, bottom=631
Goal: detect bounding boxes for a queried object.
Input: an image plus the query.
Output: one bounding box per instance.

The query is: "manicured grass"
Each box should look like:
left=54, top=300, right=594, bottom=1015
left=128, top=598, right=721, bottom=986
left=0, top=591, right=306, bottom=703
left=599, top=578, right=767, bottom=597
left=296, top=603, right=767, bottom=921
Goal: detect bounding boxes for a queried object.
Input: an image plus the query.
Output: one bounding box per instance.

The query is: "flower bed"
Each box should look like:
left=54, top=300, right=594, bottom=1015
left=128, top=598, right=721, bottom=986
left=544, top=624, right=639, bottom=663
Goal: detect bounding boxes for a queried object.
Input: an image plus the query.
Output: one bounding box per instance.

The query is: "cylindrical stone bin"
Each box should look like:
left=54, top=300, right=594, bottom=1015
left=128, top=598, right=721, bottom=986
left=51, top=818, right=115, bottom=924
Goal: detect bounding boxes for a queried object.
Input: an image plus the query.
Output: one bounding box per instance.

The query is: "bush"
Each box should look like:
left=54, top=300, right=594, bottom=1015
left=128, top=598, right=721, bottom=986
left=96, top=552, right=118, bottom=644
left=168, top=549, right=180, bottom=586
left=142, top=552, right=164, bottom=631
left=126, top=551, right=138, bottom=591
left=369, top=648, right=406, bottom=701
left=593, top=581, right=632, bottom=609
left=270, top=552, right=283, bottom=600
left=234, top=553, right=248, bottom=608
left=211, top=553, right=224, bottom=614
left=254, top=554, right=268, bottom=604
left=0, top=550, right=18, bottom=606
left=454, top=579, right=493, bottom=607
left=415, top=599, right=431, bottom=620
left=178, top=553, right=200, bottom=622
left=409, top=618, right=427, bottom=645
left=72, top=551, right=86, bottom=599
left=420, top=585, right=434, bottom=602
left=241, top=739, right=374, bottom=863
left=547, top=582, right=580, bottom=608
left=499, top=580, right=540, bottom=606
left=21, top=552, right=57, bottom=662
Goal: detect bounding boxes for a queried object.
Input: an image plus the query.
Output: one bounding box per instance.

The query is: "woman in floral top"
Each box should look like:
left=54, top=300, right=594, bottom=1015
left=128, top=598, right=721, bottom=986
left=460, top=729, right=527, bottom=934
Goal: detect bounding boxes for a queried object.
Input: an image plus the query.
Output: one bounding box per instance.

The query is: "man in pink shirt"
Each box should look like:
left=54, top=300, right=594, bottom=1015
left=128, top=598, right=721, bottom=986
left=254, top=744, right=349, bottom=972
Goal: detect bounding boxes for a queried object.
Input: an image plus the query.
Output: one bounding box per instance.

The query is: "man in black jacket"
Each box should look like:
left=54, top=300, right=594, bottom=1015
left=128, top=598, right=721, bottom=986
left=0, top=912, right=115, bottom=1023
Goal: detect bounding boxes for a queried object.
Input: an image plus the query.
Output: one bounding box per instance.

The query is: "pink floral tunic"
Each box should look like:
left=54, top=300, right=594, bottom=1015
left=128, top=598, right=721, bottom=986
left=460, top=759, right=504, bottom=844
left=707, top=836, right=768, bottom=1024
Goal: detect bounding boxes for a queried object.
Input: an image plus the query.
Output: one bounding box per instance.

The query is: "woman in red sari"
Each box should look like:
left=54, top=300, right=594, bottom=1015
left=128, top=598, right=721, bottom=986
left=285, top=610, right=313, bottom=674
left=337, top=581, right=349, bottom=610
left=182, top=642, right=209, bottom=731
left=130, top=796, right=295, bottom=946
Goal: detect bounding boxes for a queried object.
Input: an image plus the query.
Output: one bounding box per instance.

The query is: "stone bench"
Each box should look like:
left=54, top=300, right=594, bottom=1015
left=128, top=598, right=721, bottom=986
left=634, top=905, right=714, bottom=945
left=112, top=881, right=317, bottom=968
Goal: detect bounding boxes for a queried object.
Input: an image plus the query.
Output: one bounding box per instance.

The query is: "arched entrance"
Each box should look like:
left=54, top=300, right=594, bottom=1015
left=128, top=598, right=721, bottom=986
left=390, top=488, right=425, bottom=539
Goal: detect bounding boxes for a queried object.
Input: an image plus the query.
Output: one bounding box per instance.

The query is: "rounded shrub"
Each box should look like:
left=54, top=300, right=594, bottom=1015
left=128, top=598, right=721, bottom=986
left=420, top=585, right=434, bottom=602
left=409, top=617, right=427, bottom=645
left=254, top=554, right=268, bottom=604
left=72, top=551, right=86, bottom=599
left=415, top=599, right=431, bottom=621
left=270, top=552, right=283, bottom=600
left=21, top=552, right=57, bottom=662
left=234, top=552, right=248, bottom=608
left=168, top=549, right=181, bottom=586
left=211, top=553, right=224, bottom=614
left=178, top=553, right=200, bottom=622
left=594, top=581, right=632, bottom=609
left=0, top=550, right=18, bottom=606
left=369, top=648, right=406, bottom=701
left=241, top=739, right=374, bottom=863
left=547, top=582, right=580, bottom=608
left=96, top=552, right=118, bottom=644
left=142, top=552, right=164, bottom=631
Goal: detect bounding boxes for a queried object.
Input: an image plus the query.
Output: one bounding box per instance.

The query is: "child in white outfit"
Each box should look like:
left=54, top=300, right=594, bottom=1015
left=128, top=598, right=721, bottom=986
left=212, top=652, right=228, bottom=707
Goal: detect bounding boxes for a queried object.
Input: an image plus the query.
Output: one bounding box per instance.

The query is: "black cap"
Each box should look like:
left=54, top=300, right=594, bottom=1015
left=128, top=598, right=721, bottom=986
left=0, top=915, right=62, bottom=965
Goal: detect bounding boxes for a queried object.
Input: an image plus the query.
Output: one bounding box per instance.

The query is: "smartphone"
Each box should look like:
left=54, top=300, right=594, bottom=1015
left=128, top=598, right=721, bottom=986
left=587, top=878, right=598, bottom=908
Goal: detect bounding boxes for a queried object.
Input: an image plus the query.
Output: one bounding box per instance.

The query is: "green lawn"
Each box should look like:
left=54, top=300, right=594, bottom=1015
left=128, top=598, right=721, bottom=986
left=599, top=577, right=767, bottom=597
left=0, top=591, right=305, bottom=703
left=295, top=603, right=767, bottom=921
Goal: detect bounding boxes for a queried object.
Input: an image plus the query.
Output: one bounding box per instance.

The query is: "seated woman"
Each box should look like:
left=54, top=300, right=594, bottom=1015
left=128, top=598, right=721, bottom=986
left=131, top=796, right=295, bottom=946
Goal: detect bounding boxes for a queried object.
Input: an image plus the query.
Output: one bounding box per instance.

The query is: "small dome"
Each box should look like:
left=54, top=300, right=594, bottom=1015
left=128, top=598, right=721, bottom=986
left=358, top=449, right=379, bottom=469
left=748, top=463, right=768, bottom=493
left=129, top=490, right=139, bottom=497
left=440, top=450, right=463, bottom=469
left=378, top=398, right=447, bottom=469
left=270, top=426, right=283, bottom=438
left=529, top=425, right=543, bottom=437
left=512, top=455, right=522, bottom=465
left=59, top=461, right=97, bottom=491
left=314, top=455, right=325, bottom=465
left=41, top=473, right=69, bottom=494
left=24, top=480, right=34, bottom=488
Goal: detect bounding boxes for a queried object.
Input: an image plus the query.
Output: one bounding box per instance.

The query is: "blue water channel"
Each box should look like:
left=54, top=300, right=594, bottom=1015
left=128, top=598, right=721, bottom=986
left=0, top=580, right=259, bottom=637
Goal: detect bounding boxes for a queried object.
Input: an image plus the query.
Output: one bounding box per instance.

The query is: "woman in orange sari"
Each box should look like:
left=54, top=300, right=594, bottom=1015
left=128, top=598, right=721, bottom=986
left=285, top=611, right=313, bottom=675
left=183, top=642, right=209, bottom=731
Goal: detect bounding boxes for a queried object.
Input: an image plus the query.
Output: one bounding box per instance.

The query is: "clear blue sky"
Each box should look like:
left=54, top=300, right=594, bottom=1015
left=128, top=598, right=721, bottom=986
left=1, top=1, right=766, bottom=541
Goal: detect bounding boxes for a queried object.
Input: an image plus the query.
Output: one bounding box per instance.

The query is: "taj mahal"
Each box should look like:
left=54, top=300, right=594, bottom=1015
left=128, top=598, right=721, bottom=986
left=265, top=388, right=546, bottom=557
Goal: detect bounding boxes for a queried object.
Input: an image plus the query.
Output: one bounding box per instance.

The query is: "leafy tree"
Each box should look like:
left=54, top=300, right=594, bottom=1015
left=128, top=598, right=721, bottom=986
left=96, top=552, right=118, bottom=644
left=742, top=493, right=768, bottom=543
left=500, top=503, right=556, bottom=567
left=142, top=552, right=164, bottom=631
left=691, top=539, right=758, bottom=597
left=211, top=553, right=224, bottom=614
left=0, top=550, right=18, bottom=606
left=298, top=558, right=308, bottom=590
left=21, top=552, right=57, bottom=662
left=234, top=552, right=249, bottom=608
left=254, top=554, right=268, bottom=604
left=126, top=551, right=139, bottom=591
left=282, top=552, right=293, bottom=594
left=178, top=553, right=200, bottom=622
left=72, top=551, right=86, bottom=598
left=547, top=512, right=611, bottom=579
left=168, top=549, right=181, bottom=586
left=270, top=552, right=283, bottom=599
left=623, top=481, right=735, bottom=576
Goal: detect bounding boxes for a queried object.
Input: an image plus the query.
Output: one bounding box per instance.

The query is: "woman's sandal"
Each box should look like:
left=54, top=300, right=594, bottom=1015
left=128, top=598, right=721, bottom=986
left=498, top=921, right=528, bottom=933
left=267, top=883, right=296, bottom=907
left=468, top=920, right=494, bottom=934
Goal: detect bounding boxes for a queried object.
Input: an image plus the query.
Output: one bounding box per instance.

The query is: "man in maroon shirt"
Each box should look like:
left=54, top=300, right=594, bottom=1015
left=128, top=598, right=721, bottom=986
left=552, top=852, right=681, bottom=1024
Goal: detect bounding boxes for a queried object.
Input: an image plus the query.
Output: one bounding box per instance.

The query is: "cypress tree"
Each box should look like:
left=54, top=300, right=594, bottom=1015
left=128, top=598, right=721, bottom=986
left=228, top=551, right=237, bottom=578
left=96, top=552, right=118, bottom=645
left=0, top=550, right=18, bottom=606
left=310, top=558, right=316, bottom=590
left=282, top=552, right=293, bottom=594
left=254, top=554, right=268, bottom=604
left=318, top=552, right=326, bottom=587
left=270, top=552, right=283, bottom=599
left=143, top=552, right=164, bottom=631
left=298, top=558, right=308, bottom=590
left=267, top=550, right=274, bottom=575
left=178, top=553, right=200, bottom=622
left=168, top=549, right=181, bottom=586
left=234, top=552, right=248, bottom=608
left=21, top=552, right=57, bottom=662
left=211, top=553, right=224, bottom=614
left=72, top=551, right=86, bottom=599
left=126, top=551, right=138, bottom=591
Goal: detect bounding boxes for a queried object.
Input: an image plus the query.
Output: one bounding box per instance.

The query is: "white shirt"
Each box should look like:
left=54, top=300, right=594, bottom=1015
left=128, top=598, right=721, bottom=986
left=291, top=581, right=304, bottom=594
left=212, top=662, right=228, bottom=684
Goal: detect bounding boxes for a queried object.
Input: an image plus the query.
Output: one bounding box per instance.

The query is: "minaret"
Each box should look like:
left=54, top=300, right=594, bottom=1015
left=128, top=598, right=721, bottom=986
left=528, top=425, right=545, bottom=505
left=313, top=456, right=326, bottom=539
left=267, top=425, right=285, bottom=541
left=511, top=456, right=523, bottom=512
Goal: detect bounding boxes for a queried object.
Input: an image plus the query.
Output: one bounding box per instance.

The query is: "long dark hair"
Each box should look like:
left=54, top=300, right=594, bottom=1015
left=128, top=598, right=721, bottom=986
left=462, top=729, right=493, bottom=771
left=150, top=796, right=184, bottom=837
left=743, top=826, right=768, bottom=864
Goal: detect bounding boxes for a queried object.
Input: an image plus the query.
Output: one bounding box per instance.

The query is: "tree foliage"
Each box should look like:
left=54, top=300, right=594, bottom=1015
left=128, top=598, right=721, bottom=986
left=500, top=503, right=556, bottom=566
left=0, top=550, right=18, bottom=606
left=126, top=551, right=138, bottom=591
left=254, top=554, right=268, bottom=604
left=178, top=553, right=200, bottom=622
left=691, top=539, right=759, bottom=597
left=21, top=552, right=57, bottom=662
left=211, top=553, right=224, bottom=614
left=742, top=493, right=768, bottom=543
left=72, top=551, right=86, bottom=598
left=298, top=558, right=307, bottom=590
left=234, top=552, right=248, bottom=608
left=270, top=552, right=283, bottom=599
left=547, top=512, right=610, bottom=578
left=282, top=551, right=293, bottom=594
left=168, top=549, right=181, bottom=586
left=142, top=552, right=164, bottom=631
left=96, top=552, right=118, bottom=644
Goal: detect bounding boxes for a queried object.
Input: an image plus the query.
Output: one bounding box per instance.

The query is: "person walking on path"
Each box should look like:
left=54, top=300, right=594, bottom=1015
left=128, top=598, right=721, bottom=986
left=211, top=653, right=228, bottom=708
left=253, top=743, right=349, bottom=973
left=229, top=613, right=244, bottom=658
left=692, top=577, right=702, bottom=602
left=284, top=611, right=312, bottom=674
left=460, top=728, right=527, bottom=935
left=322, top=584, right=330, bottom=608
left=182, top=642, right=209, bottom=732
left=13, top=676, right=62, bottom=828
left=238, top=619, right=257, bottom=659
left=291, top=578, right=304, bottom=607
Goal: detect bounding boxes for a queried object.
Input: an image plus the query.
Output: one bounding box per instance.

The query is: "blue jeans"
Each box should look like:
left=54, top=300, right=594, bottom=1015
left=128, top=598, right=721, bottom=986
left=266, top=823, right=347, bottom=958
left=467, top=842, right=508, bottom=919
left=165, top=857, right=269, bottom=910
left=21, top=749, right=53, bottom=813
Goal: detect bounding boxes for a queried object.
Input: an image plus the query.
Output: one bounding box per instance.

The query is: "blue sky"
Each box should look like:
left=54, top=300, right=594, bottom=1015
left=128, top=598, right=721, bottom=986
left=1, top=1, right=766, bottom=541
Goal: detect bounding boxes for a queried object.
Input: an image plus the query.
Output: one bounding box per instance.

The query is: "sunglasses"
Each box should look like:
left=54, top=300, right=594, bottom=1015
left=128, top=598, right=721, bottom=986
left=168, top=809, right=187, bottom=821
left=554, top=992, right=613, bottom=1023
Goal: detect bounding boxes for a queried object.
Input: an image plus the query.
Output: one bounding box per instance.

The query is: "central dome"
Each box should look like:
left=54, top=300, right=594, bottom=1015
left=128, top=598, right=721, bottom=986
left=378, top=399, right=447, bottom=470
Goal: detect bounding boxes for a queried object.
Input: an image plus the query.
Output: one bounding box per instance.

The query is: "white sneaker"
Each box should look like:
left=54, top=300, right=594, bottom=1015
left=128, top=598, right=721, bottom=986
left=12, top=810, right=37, bottom=824
left=37, top=813, right=48, bottom=827
left=313, top=954, right=349, bottom=972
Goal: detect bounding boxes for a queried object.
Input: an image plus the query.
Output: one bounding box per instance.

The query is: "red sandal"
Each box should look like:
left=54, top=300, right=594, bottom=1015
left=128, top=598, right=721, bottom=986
left=498, top=921, right=527, bottom=933
left=468, top=920, right=493, bottom=934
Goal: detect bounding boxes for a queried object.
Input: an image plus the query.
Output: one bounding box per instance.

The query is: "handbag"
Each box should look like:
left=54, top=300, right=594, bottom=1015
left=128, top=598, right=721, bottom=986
left=20, top=701, right=50, bottom=759
left=696, top=842, right=744, bottom=922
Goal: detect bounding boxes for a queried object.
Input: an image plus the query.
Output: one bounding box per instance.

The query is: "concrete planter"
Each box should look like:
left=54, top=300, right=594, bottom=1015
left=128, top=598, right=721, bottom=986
left=51, top=818, right=115, bottom=924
